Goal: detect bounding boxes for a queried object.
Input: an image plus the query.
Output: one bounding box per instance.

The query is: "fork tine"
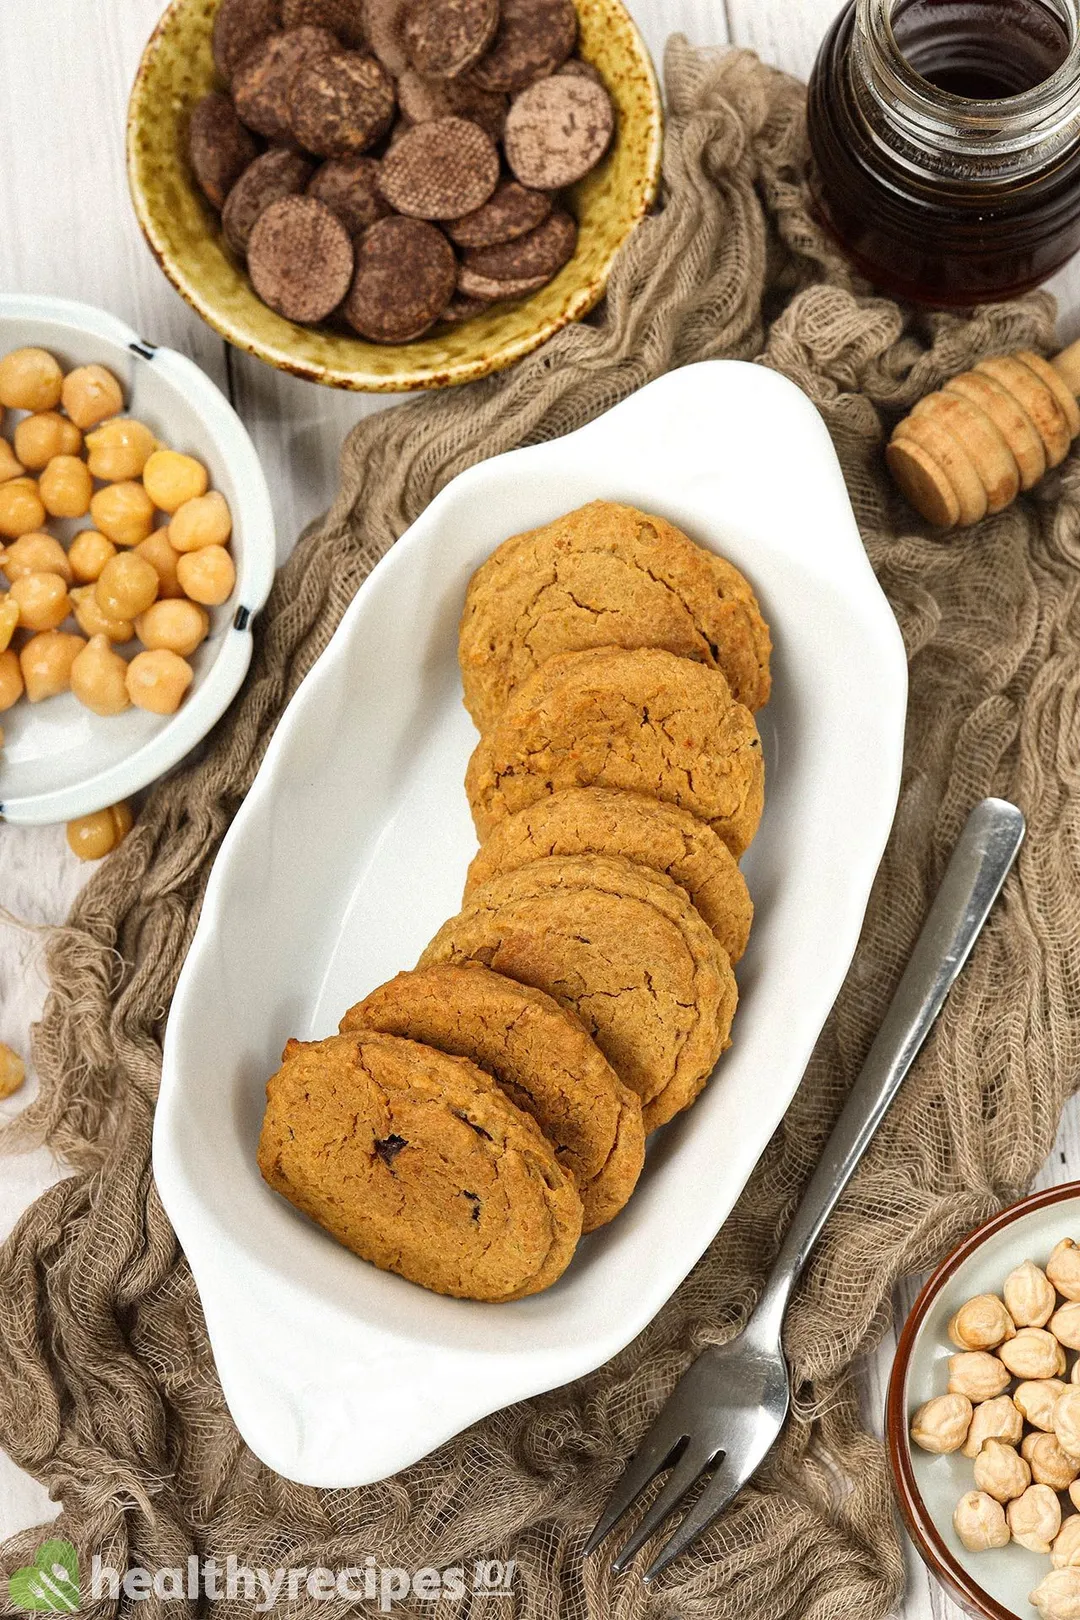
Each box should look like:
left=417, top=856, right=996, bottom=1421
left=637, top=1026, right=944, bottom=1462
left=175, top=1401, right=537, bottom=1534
left=582, top=1414, right=691, bottom=1557
left=609, top=1445, right=717, bottom=1574
left=641, top=1455, right=746, bottom=1583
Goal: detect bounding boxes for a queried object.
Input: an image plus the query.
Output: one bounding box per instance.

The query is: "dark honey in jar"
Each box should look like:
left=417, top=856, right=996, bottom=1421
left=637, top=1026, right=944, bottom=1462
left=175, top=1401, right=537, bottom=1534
left=807, top=0, right=1080, bottom=305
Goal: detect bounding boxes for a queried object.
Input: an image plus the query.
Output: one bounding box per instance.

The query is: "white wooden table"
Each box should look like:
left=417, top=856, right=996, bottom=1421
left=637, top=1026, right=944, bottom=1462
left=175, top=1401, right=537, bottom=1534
left=2, top=5, right=1079, bottom=1614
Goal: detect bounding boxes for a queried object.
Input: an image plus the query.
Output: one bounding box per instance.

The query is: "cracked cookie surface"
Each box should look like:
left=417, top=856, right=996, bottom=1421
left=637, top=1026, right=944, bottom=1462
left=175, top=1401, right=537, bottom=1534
left=418, top=854, right=736, bottom=1131
left=465, top=646, right=764, bottom=856
left=258, top=1029, right=582, bottom=1299
left=458, top=500, right=771, bottom=731
left=465, top=786, right=753, bottom=962
left=342, top=962, right=645, bottom=1231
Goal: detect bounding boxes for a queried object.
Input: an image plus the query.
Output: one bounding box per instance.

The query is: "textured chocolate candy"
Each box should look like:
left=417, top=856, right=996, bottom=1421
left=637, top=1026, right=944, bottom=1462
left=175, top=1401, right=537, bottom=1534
left=462, top=206, right=575, bottom=279
left=306, top=154, right=391, bottom=233
left=247, top=195, right=355, bottom=321
left=395, top=68, right=507, bottom=139
left=233, top=26, right=340, bottom=142
left=378, top=115, right=499, bottom=218
left=439, top=290, right=495, bottom=322
left=362, top=0, right=411, bottom=73
left=212, top=0, right=282, bottom=82
left=458, top=265, right=547, bottom=300
left=403, top=0, right=499, bottom=78
left=469, top=0, right=576, bottom=92
left=345, top=216, right=457, bottom=340
left=504, top=73, right=613, bottom=188
left=288, top=49, right=397, bottom=155
left=281, top=0, right=367, bottom=45
left=188, top=93, right=260, bottom=210
left=222, top=148, right=314, bottom=255
left=557, top=56, right=602, bottom=81
left=447, top=179, right=551, bottom=247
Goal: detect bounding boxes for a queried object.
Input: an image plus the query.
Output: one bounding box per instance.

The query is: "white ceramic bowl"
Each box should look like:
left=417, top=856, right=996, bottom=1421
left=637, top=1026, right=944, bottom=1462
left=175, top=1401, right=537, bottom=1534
left=0, top=295, right=275, bottom=826
left=156, top=359, right=909, bottom=1488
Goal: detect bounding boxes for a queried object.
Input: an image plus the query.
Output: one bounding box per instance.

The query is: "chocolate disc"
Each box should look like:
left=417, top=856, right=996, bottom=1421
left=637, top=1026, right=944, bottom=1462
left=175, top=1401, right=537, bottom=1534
left=438, top=289, right=495, bottom=322
left=468, top=0, right=576, bottom=92
left=306, top=154, right=391, bottom=233
left=345, top=216, right=457, bottom=341
left=447, top=179, right=551, bottom=247
left=233, top=27, right=340, bottom=142
left=404, top=0, right=499, bottom=78
left=557, top=57, right=602, bottom=82
left=458, top=264, right=548, bottom=300
left=504, top=74, right=613, bottom=189
left=247, top=195, right=355, bottom=321
left=281, top=0, right=367, bottom=45
left=362, top=0, right=411, bottom=73
left=188, top=93, right=260, bottom=210
left=212, top=0, right=282, bottom=82
left=288, top=50, right=397, bottom=155
left=462, top=206, right=575, bottom=278
left=395, top=68, right=507, bottom=140
left=222, top=148, right=314, bottom=255
left=378, top=115, right=499, bottom=218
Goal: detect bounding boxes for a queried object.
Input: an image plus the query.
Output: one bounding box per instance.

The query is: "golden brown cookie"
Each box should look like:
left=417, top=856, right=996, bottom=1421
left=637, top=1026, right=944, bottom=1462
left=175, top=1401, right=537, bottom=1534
left=465, top=787, right=753, bottom=962
left=342, top=962, right=645, bottom=1230
left=458, top=500, right=772, bottom=730
left=465, top=646, right=764, bottom=857
left=419, top=854, right=737, bottom=1131
left=258, top=1030, right=582, bottom=1300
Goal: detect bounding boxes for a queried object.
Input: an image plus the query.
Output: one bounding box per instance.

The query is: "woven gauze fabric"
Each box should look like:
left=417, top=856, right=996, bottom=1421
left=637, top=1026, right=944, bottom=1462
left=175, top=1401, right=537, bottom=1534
left=3, top=39, right=1080, bottom=1620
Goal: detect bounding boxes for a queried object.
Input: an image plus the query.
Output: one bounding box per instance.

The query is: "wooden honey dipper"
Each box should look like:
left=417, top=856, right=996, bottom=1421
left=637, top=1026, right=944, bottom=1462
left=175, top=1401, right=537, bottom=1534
left=887, top=342, right=1080, bottom=529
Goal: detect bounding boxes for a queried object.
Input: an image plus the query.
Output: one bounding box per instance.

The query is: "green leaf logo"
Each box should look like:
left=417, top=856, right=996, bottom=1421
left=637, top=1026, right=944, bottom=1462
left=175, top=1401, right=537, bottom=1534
left=8, top=1541, right=79, bottom=1612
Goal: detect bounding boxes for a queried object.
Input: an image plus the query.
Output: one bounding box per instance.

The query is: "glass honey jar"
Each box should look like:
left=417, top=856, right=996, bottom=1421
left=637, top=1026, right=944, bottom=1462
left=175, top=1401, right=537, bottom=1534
left=807, top=0, right=1080, bottom=305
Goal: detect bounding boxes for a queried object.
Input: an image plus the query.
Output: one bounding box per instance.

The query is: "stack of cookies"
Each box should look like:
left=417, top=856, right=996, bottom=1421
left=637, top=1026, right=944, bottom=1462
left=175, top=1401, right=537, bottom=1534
left=187, top=0, right=616, bottom=340
left=258, top=500, right=772, bottom=1301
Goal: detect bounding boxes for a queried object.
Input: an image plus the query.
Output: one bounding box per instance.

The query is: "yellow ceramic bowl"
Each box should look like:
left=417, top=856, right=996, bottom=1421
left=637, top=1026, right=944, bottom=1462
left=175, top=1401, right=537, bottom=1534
left=127, top=0, right=662, bottom=392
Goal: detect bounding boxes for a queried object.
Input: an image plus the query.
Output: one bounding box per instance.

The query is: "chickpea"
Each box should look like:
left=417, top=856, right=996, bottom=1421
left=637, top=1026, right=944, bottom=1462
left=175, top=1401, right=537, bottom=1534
left=70, top=635, right=130, bottom=717
left=1, top=532, right=72, bottom=583
left=0, top=648, right=24, bottom=709
left=1070, top=1481, right=1080, bottom=1514
left=1052, top=1304, right=1080, bottom=1350
left=13, top=410, right=82, bottom=469
left=962, top=1393, right=1024, bottom=1458
left=948, top=1351, right=1012, bottom=1403
left=1006, top=1260, right=1058, bottom=1328
left=38, top=454, right=93, bottom=519
left=142, top=449, right=208, bottom=512
left=953, top=1490, right=1010, bottom=1552
left=68, top=529, right=116, bottom=584
left=1024, top=1432, right=1080, bottom=1490
left=1032, top=1568, right=1080, bottom=1620
left=1001, top=1328, right=1068, bottom=1381
left=910, top=1392, right=973, bottom=1454
left=1009, top=1485, right=1062, bottom=1555
left=70, top=586, right=134, bottom=645
left=0, top=477, right=46, bottom=539
left=0, top=347, right=63, bottom=412
left=84, top=418, right=156, bottom=482
left=11, top=571, right=72, bottom=632
left=89, top=481, right=155, bottom=547
left=0, top=1041, right=25, bottom=1100
left=1057, top=1389, right=1080, bottom=1461
left=176, top=544, right=235, bottom=606
left=126, top=648, right=193, bottom=715
left=61, top=363, right=123, bottom=430
left=1049, top=1241, right=1080, bottom=1302
left=1055, top=1519, right=1080, bottom=1571
left=66, top=801, right=133, bottom=862
left=168, top=489, right=232, bottom=552
left=135, top=598, right=209, bottom=658
left=949, top=1295, right=1016, bottom=1352
left=0, top=439, right=24, bottom=483
left=0, top=595, right=18, bottom=653
left=95, top=553, right=158, bottom=621
left=19, top=631, right=86, bottom=702
left=1015, top=1380, right=1069, bottom=1433
left=134, top=530, right=183, bottom=599
left=974, top=1439, right=1031, bottom=1504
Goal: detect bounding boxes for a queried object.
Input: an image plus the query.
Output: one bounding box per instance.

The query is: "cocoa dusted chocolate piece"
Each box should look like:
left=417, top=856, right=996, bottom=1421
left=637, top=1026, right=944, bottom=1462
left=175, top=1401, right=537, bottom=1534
left=281, top=0, right=367, bottom=46
left=504, top=73, right=614, bottom=189
left=458, top=264, right=547, bottom=300
left=188, top=94, right=260, bottom=210
left=462, top=206, right=575, bottom=279
left=345, top=216, right=457, bottom=340
left=306, top=155, right=391, bottom=233
left=403, top=0, right=499, bottom=79
left=212, top=0, right=282, bottom=83
left=557, top=57, right=602, bottom=82
left=233, top=26, right=340, bottom=142
left=222, top=148, right=315, bottom=256
left=469, top=0, right=577, bottom=93
left=447, top=179, right=551, bottom=248
left=362, top=0, right=411, bottom=74
left=395, top=68, right=507, bottom=140
left=288, top=50, right=397, bottom=155
left=247, top=195, right=355, bottom=321
left=378, top=116, right=499, bottom=218
left=439, top=289, right=496, bottom=322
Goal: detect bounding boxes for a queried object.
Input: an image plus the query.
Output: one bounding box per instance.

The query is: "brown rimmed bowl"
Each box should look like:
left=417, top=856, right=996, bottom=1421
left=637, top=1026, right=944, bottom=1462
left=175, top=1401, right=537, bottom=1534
left=887, top=1182, right=1080, bottom=1620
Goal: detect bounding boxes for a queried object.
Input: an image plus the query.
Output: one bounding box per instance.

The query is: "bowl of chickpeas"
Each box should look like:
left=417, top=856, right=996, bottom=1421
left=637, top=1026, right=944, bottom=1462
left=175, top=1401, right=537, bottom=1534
left=0, top=293, right=274, bottom=827
left=887, top=1183, right=1080, bottom=1620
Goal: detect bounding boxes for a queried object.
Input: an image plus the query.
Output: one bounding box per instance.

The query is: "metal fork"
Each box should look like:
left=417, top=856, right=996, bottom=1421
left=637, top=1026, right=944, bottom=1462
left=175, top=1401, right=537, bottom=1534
left=586, top=796, right=1026, bottom=1583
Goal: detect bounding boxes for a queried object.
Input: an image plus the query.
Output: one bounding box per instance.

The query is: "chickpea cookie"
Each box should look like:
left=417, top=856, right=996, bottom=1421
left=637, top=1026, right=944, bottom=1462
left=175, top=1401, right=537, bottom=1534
left=344, top=215, right=457, bottom=340
left=468, top=0, right=577, bottom=93
left=403, top=0, right=499, bottom=78
left=458, top=500, right=772, bottom=730
left=222, top=148, right=315, bottom=257
left=447, top=180, right=552, bottom=248
left=464, top=787, right=753, bottom=962
left=258, top=1030, right=583, bottom=1300
left=281, top=0, right=368, bottom=45
left=287, top=49, right=397, bottom=156
left=342, top=963, right=646, bottom=1230
left=363, top=0, right=411, bottom=74
left=306, top=154, right=391, bottom=234
left=395, top=70, right=508, bottom=141
left=232, top=26, right=341, bottom=143
left=188, top=94, right=260, bottom=211
left=419, top=854, right=737, bottom=1131
left=378, top=117, right=500, bottom=219
left=465, top=646, right=765, bottom=857
left=462, top=208, right=576, bottom=283
left=212, top=0, right=283, bottom=82
left=504, top=73, right=614, bottom=190
left=247, top=196, right=355, bottom=322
